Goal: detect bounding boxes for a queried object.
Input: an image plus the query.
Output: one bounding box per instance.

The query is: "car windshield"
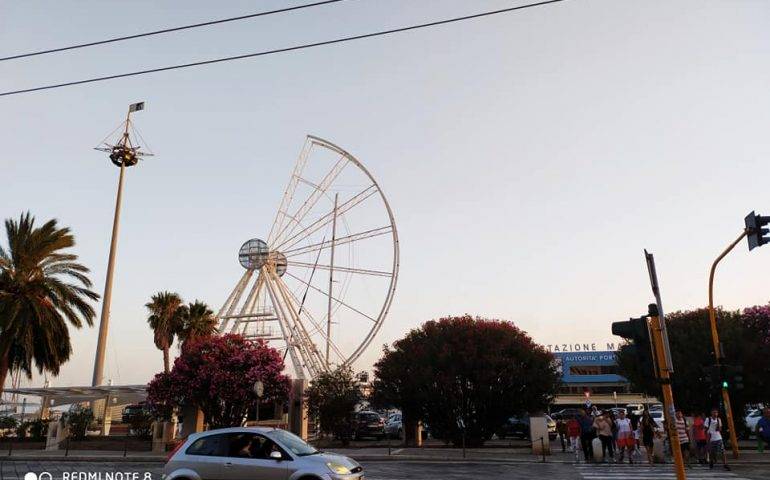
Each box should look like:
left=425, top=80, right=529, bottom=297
left=650, top=412, right=663, bottom=418
left=361, top=413, right=380, bottom=422
left=270, top=430, right=318, bottom=457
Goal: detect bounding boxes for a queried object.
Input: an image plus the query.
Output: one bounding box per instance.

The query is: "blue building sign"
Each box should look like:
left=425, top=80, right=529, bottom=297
left=553, top=351, right=627, bottom=384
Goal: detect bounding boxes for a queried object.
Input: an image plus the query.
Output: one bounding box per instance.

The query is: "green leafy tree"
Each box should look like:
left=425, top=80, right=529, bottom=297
left=616, top=306, right=770, bottom=418
left=371, top=315, right=560, bottom=447
left=0, top=213, right=98, bottom=397
left=178, top=300, right=218, bottom=344
left=305, top=366, right=363, bottom=445
left=146, top=291, right=185, bottom=373
left=64, top=405, right=94, bottom=440
left=128, top=410, right=154, bottom=439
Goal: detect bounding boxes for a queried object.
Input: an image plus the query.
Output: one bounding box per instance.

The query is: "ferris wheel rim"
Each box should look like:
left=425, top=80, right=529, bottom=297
left=301, top=134, right=400, bottom=367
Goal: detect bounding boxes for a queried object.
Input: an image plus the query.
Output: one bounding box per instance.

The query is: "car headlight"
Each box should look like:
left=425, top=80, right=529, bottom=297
left=326, top=462, right=352, bottom=475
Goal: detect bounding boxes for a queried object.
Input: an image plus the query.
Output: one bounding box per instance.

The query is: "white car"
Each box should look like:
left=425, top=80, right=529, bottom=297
left=745, top=409, right=762, bottom=435
left=384, top=413, right=403, bottom=439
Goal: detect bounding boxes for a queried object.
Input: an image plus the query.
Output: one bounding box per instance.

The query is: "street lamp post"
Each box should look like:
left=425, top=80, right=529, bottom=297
left=91, top=102, right=148, bottom=387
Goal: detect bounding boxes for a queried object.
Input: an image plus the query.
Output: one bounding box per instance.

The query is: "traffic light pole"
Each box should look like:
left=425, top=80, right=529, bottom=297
left=645, top=252, right=686, bottom=480
left=648, top=313, right=686, bottom=480
left=707, top=229, right=747, bottom=459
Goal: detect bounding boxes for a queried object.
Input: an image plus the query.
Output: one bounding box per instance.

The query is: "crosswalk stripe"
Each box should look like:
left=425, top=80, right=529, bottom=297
left=575, top=464, right=750, bottom=480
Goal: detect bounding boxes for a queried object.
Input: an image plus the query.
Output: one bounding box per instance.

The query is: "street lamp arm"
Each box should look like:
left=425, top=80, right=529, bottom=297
left=707, top=229, right=748, bottom=362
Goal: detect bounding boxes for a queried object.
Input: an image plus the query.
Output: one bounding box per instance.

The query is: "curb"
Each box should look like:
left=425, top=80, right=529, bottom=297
left=2, top=454, right=769, bottom=465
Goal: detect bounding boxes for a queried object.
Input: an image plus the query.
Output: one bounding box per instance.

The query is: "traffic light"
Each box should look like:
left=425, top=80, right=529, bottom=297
left=723, top=365, right=744, bottom=390
left=745, top=211, right=770, bottom=251
left=612, top=315, right=655, bottom=378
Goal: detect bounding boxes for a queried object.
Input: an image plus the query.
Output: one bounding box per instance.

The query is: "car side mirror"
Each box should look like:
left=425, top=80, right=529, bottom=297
left=269, top=451, right=282, bottom=461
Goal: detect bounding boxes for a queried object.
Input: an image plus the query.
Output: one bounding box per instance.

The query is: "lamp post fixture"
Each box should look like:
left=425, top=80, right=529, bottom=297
left=91, top=102, right=151, bottom=387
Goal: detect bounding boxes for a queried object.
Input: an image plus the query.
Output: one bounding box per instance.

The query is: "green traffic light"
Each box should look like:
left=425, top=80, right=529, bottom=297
left=722, top=381, right=729, bottom=388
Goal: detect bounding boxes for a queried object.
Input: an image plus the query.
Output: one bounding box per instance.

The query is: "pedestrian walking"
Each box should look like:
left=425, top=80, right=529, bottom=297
left=556, top=417, right=568, bottom=453
left=578, top=409, right=596, bottom=463
left=594, top=412, right=615, bottom=462
left=674, top=410, right=691, bottom=466
left=615, top=410, right=634, bottom=464
left=692, top=412, right=708, bottom=464
left=640, top=409, right=656, bottom=465
left=757, top=407, right=770, bottom=453
left=567, top=415, right=582, bottom=462
left=705, top=408, right=730, bottom=470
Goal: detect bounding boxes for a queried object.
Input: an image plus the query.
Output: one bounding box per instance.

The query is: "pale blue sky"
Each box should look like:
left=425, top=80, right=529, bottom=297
left=2, top=0, right=770, bottom=388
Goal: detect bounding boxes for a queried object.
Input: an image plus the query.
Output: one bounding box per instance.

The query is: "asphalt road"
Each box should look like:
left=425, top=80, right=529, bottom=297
left=1, top=460, right=768, bottom=480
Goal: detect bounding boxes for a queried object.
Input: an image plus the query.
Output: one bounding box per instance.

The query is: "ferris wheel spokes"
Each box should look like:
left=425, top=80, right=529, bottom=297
left=274, top=184, right=379, bottom=253
left=283, top=270, right=376, bottom=323
left=267, top=141, right=314, bottom=247
left=270, top=155, right=348, bottom=249
left=282, top=225, right=393, bottom=258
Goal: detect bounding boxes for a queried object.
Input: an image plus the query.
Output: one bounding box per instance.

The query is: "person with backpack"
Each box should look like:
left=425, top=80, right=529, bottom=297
left=705, top=408, right=730, bottom=470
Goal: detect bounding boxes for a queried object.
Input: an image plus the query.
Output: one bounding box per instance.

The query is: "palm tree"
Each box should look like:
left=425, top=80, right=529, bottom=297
left=178, top=300, right=218, bottom=345
left=145, top=291, right=184, bottom=373
left=0, top=213, right=98, bottom=396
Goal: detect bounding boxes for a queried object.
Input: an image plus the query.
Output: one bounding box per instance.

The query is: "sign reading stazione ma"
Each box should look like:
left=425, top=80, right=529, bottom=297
left=546, top=342, right=618, bottom=353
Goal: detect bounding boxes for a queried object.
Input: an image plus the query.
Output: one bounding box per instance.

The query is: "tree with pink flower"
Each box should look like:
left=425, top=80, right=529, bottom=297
left=146, top=334, right=291, bottom=428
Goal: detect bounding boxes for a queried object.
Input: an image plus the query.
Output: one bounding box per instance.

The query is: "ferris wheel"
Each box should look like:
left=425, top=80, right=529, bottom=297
left=217, top=136, right=399, bottom=379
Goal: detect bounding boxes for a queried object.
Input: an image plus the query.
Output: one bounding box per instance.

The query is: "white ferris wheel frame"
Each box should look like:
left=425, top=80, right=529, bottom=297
left=216, top=135, right=400, bottom=379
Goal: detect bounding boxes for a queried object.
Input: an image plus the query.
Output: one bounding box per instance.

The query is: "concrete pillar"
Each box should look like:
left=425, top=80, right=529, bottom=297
left=529, top=416, right=551, bottom=456
left=151, top=421, right=176, bottom=453
left=288, top=379, right=308, bottom=440
left=46, top=418, right=69, bottom=450
left=100, top=395, right=112, bottom=436
left=180, top=405, right=205, bottom=438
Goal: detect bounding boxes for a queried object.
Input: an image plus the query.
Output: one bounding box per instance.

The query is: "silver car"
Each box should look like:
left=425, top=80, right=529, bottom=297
left=163, top=427, right=364, bottom=480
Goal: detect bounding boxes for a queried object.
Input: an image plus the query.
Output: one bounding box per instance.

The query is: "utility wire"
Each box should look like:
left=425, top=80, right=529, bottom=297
left=0, top=0, right=566, bottom=98
left=0, top=0, right=347, bottom=62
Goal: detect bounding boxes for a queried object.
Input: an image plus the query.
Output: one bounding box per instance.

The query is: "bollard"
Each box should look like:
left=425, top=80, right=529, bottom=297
left=65, top=438, right=70, bottom=457
left=541, top=437, right=546, bottom=463
left=7, top=440, right=12, bottom=457
left=123, top=437, right=128, bottom=457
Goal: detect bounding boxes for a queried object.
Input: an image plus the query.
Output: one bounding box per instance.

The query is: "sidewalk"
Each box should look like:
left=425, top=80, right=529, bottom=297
left=3, top=446, right=768, bottom=465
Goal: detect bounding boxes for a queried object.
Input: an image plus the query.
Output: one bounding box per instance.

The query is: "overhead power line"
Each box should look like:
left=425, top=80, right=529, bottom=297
left=0, top=0, right=566, bottom=98
left=0, top=0, right=347, bottom=62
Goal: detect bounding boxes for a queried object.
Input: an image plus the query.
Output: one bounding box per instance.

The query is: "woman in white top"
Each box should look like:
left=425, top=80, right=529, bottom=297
left=615, top=410, right=634, bottom=464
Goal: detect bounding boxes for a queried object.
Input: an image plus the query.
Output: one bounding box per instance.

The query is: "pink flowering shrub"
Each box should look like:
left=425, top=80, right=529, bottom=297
left=147, top=334, right=290, bottom=428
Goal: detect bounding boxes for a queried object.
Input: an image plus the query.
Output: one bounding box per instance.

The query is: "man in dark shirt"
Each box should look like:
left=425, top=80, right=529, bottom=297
left=578, top=409, right=595, bottom=462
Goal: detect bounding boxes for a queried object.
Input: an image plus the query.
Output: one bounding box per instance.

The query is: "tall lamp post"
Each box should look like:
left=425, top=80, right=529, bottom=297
left=707, top=210, right=770, bottom=459
left=91, top=102, right=150, bottom=387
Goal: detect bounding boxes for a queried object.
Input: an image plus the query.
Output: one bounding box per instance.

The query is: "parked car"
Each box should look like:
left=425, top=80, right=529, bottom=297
left=497, top=415, right=556, bottom=440
left=122, top=403, right=149, bottom=423
left=745, top=409, right=762, bottom=436
left=649, top=410, right=665, bottom=430
left=384, top=413, right=403, bottom=439
left=351, top=410, right=385, bottom=440
left=551, top=408, right=582, bottom=420
left=164, top=427, right=364, bottom=480
left=609, top=407, right=627, bottom=416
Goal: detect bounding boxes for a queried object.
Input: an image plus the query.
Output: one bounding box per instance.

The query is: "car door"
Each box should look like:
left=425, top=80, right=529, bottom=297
left=181, top=433, right=231, bottom=480
left=221, top=432, right=289, bottom=480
